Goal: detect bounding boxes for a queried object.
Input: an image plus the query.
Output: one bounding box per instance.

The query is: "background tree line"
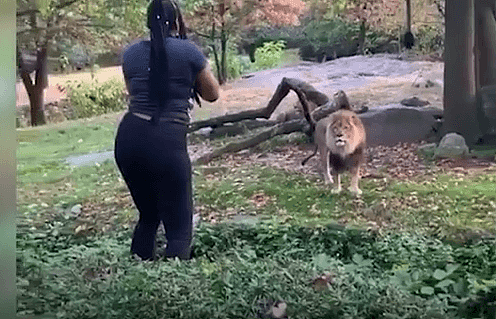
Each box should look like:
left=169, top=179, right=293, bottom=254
left=17, top=0, right=449, bottom=126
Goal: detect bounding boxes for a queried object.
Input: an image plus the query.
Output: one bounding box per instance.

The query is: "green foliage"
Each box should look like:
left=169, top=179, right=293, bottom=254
left=14, top=110, right=496, bottom=319
left=17, top=219, right=496, bottom=318
left=66, top=79, right=127, bottom=119
left=415, top=24, right=444, bottom=54
left=35, top=0, right=53, bottom=18
left=224, top=44, right=251, bottom=80
left=15, top=115, right=496, bottom=318
left=253, top=40, right=286, bottom=70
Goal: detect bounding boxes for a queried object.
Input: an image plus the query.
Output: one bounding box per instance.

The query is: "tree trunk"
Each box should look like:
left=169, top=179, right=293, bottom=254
left=18, top=45, right=48, bottom=126
left=477, top=0, right=496, bottom=87
left=358, top=19, right=366, bottom=55
left=211, top=43, right=222, bottom=85
left=188, top=78, right=329, bottom=132
left=475, top=0, right=496, bottom=137
left=220, top=27, right=228, bottom=84
left=404, top=0, right=412, bottom=32
left=210, top=17, right=223, bottom=85
left=188, top=78, right=361, bottom=164
left=443, top=0, right=478, bottom=144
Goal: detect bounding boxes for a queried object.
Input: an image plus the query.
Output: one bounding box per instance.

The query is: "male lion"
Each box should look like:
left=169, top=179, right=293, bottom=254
left=302, top=91, right=366, bottom=195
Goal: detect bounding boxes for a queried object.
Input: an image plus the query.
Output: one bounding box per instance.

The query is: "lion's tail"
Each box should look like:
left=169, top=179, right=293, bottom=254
left=302, top=144, right=318, bottom=166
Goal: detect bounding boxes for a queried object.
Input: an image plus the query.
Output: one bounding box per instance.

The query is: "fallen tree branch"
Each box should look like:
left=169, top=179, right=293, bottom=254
left=194, top=119, right=309, bottom=165
left=190, top=77, right=366, bottom=165
left=188, top=77, right=328, bottom=132
left=206, top=119, right=278, bottom=138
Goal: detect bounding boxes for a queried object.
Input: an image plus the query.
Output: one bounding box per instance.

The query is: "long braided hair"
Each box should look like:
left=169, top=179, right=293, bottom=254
left=148, top=0, right=195, bottom=124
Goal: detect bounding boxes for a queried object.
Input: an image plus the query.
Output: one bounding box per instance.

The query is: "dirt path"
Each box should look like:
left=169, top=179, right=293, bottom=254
left=16, top=66, right=124, bottom=107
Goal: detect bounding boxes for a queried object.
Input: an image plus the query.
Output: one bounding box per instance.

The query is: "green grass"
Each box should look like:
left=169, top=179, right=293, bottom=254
left=16, top=113, right=496, bottom=318
left=17, top=120, right=116, bottom=184
left=195, top=161, right=496, bottom=239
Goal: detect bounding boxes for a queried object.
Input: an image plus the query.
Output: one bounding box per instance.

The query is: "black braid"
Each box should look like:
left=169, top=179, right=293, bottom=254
left=148, top=0, right=201, bottom=118
left=148, top=0, right=177, bottom=124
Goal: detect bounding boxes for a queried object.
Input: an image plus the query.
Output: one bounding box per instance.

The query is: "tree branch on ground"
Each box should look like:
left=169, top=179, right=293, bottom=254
left=190, top=77, right=365, bottom=165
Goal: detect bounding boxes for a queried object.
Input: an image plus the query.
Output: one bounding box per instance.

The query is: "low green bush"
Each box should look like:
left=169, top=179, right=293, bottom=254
left=208, top=46, right=251, bottom=81
left=17, top=221, right=496, bottom=318
left=66, top=78, right=127, bottom=119
left=415, top=24, right=444, bottom=54
left=253, top=40, right=286, bottom=70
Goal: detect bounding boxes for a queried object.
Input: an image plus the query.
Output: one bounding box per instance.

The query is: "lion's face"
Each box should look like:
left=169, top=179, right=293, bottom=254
left=326, top=110, right=365, bottom=155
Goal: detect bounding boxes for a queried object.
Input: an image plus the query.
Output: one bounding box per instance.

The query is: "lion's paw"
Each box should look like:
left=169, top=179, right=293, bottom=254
left=331, top=187, right=342, bottom=194
left=348, top=187, right=362, bottom=195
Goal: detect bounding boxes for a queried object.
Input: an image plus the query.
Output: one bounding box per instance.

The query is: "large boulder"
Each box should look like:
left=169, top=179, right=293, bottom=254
left=434, top=133, right=469, bottom=158
left=358, top=104, right=442, bottom=146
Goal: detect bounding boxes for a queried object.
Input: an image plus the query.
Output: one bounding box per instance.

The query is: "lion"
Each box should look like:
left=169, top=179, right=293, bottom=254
left=302, top=91, right=366, bottom=195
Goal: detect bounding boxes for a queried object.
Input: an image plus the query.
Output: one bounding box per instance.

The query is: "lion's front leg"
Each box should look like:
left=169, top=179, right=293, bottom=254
left=348, top=166, right=362, bottom=195
left=331, top=172, right=342, bottom=194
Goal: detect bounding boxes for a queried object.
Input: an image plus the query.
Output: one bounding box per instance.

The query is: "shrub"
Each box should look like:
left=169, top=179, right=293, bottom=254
left=253, top=40, right=286, bottom=70
left=415, top=24, right=444, bottom=54
left=225, top=45, right=252, bottom=80
left=66, top=78, right=127, bottom=119
left=208, top=43, right=252, bottom=81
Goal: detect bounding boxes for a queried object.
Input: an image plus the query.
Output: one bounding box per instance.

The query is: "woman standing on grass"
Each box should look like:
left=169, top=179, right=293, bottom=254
left=114, top=0, right=219, bottom=260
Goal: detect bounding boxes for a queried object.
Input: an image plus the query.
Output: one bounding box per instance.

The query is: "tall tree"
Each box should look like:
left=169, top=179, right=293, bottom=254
left=443, top=0, right=479, bottom=144
left=16, top=0, right=80, bottom=126
left=475, top=0, right=496, bottom=88
left=183, top=0, right=305, bottom=85
left=16, top=0, right=147, bottom=126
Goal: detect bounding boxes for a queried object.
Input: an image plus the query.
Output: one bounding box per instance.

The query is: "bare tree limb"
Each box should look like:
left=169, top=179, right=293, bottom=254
left=189, top=76, right=369, bottom=164
left=188, top=77, right=329, bottom=132
left=194, top=119, right=309, bottom=165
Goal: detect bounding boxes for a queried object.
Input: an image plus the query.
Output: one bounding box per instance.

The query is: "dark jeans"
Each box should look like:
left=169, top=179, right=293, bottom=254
left=114, top=112, right=193, bottom=260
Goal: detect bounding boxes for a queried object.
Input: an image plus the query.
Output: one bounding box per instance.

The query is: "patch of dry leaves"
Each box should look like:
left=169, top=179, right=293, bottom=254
left=190, top=140, right=495, bottom=181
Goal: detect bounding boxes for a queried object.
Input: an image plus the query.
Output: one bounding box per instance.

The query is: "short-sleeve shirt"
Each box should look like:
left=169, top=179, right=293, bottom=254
left=122, top=38, right=206, bottom=116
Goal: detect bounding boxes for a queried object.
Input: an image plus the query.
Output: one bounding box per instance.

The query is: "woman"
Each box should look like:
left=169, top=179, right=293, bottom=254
left=115, top=0, right=219, bottom=261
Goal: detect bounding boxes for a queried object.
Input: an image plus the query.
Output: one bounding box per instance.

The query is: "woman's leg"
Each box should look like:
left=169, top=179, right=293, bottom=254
left=115, top=114, right=193, bottom=260
left=115, top=113, right=161, bottom=260
left=157, top=150, right=193, bottom=259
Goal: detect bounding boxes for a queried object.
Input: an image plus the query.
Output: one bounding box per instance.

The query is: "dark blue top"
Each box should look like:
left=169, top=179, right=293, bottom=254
left=122, top=38, right=206, bottom=117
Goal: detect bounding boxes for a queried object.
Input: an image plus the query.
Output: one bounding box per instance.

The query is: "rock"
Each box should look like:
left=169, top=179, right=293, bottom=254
left=358, top=105, right=443, bottom=146
left=256, top=299, right=288, bottom=319
left=400, top=96, right=430, bottom=107
left=197, top=127, right=213, bottom=137
left=46, top=105, right=67, bottom=123
left=424, top=79, right=436, bottom=88
left=434, top=133, right=469, bottom=158
left=66, top=204, right=82, bottom=219
left=417, top=143, right=437, bottom=156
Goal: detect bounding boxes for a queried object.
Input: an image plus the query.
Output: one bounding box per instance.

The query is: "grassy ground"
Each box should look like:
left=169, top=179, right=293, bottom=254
left=16, top=110, right=496, bottom=318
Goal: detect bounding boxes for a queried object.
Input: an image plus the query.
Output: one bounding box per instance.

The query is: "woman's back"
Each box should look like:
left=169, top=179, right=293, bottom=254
left=122, top=38, right=206, bottom=116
